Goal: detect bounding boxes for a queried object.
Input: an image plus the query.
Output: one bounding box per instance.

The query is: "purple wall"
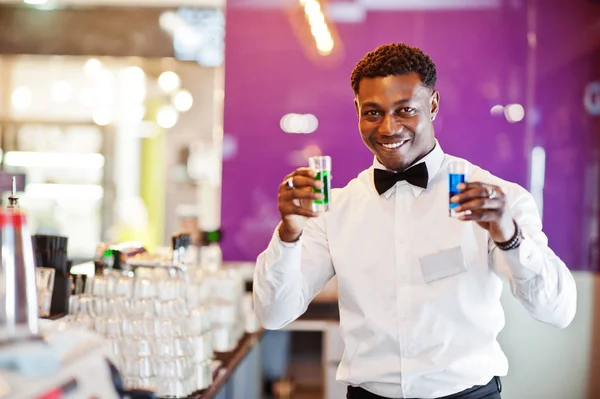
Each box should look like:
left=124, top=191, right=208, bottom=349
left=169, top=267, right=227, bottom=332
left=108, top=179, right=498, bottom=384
left=221, top=0, right=600, bottom=271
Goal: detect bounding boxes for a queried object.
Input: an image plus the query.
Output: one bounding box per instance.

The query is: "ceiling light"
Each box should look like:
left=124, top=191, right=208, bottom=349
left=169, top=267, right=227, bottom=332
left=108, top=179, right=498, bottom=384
left=158, top=71, right=181, bottom=93
left=172, top=90, right=194, bottom=112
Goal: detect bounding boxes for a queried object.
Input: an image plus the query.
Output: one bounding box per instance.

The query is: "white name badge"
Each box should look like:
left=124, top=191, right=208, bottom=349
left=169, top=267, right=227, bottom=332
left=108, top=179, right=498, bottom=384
left=419, top=246, right=468, bottom=283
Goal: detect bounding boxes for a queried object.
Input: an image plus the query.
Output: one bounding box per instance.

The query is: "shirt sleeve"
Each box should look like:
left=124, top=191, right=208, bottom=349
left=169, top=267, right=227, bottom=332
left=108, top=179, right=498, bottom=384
left=490, top=185, right=577, bottom=329
left=253, top=216, right=336, bottom=329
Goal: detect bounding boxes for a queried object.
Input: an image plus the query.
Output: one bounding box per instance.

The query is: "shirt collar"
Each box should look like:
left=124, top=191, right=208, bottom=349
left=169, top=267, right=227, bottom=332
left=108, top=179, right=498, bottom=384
left=372, top=140, right=445, bottom=198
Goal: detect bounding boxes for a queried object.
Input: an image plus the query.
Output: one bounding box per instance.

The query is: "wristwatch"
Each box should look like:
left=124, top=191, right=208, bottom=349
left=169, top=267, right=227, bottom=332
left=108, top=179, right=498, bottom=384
left=494, top=220, right=524, bottom=251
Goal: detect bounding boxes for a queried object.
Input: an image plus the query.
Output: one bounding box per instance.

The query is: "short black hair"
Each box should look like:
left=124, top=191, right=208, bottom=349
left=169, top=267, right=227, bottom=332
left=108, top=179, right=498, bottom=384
left=350, top=43, right=437, bottom=94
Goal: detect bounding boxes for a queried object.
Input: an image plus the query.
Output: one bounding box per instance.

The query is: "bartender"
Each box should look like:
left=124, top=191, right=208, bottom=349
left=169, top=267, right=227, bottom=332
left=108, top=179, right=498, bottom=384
left=253, top=43, right=577, bottom=399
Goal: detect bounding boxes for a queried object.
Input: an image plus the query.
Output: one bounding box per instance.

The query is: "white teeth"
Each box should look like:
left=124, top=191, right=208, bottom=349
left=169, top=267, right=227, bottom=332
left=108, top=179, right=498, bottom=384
left=382, top=140, right=406, bottom=149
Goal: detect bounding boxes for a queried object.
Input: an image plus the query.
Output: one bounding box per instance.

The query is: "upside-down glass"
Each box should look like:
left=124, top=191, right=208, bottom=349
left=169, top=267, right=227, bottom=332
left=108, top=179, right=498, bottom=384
left=35, top=267, right=55, bottom=317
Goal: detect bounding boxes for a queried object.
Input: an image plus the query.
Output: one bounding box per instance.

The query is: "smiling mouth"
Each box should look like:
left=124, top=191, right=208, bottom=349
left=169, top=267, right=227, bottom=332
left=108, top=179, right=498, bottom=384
left=378, top=140, right=409, bottom=150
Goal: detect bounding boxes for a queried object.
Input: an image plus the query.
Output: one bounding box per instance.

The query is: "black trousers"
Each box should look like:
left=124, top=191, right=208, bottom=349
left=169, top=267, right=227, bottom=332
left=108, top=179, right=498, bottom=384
left=347, top=377, right=502, bottom=399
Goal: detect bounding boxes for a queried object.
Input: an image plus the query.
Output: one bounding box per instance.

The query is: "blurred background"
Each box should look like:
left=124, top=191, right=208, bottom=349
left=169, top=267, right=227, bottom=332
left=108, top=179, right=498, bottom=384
left=0, top=0, right=598, bottom=398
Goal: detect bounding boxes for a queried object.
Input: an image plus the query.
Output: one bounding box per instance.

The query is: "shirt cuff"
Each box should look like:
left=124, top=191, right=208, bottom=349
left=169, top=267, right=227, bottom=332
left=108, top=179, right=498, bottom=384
left=492, top=233, right=543, bottom=279
left=262, top=224, right=303, bottom=276
left=277, top=228, right=302, bottom=248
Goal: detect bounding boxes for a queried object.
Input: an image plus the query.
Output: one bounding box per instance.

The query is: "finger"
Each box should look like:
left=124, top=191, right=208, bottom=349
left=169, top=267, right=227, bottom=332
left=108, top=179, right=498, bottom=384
left=284, top=168, right=317, bottom=180
left=457, top=182, right=504, bottom=196
left=280, top=176, right=323, bottom=191
left=279, top=187, right=324, bottom=201
left=280, top=204, right=319, bottom=218
left=450, top=186, right=489, bottom=204
left=453, top=198, right=503, bottom=213
left=458, top=209, right=502, bottom=222
left=457, top=181, right=488, bottom=190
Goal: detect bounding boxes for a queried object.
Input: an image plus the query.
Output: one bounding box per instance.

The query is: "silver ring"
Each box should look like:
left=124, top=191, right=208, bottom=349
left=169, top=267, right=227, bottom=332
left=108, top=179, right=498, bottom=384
left=486, top=186, right=498, bottom=199
left=286, top=177, right=295, bottom=189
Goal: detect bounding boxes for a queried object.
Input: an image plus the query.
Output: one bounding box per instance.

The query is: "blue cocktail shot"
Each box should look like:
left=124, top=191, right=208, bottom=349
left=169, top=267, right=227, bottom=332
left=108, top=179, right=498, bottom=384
left=448, top=160, right=469, bottom=217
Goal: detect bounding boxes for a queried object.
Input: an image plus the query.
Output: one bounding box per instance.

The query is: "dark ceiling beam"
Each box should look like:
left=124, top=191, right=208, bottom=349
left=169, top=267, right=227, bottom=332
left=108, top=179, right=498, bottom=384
left=0, top=5, right=176, bottom=57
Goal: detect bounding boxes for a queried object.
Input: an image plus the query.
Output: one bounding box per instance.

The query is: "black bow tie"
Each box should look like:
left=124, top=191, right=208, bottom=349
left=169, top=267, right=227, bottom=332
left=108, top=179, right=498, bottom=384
left=374, top=162, right=429, bottom=195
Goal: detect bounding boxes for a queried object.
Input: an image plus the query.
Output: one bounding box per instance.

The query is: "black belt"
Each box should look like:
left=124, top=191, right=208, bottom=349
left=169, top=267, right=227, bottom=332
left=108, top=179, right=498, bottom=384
left=347, top=377, right=502, bottom=399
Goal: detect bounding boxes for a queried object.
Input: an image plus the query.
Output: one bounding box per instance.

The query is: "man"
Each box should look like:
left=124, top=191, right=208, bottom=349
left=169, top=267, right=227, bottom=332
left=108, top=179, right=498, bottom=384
left=253, top=43, right=577, bottom=399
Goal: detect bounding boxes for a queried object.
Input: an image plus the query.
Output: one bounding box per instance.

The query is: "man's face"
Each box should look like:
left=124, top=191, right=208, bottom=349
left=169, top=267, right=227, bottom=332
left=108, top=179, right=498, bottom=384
left=355, top=73, right=439, bottom=171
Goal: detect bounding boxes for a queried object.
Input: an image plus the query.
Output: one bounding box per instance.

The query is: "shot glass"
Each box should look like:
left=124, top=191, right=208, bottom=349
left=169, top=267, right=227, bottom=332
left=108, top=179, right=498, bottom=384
left=448, top=160, right=469, bottom=217
left=308, top=155, right=332, bottom=212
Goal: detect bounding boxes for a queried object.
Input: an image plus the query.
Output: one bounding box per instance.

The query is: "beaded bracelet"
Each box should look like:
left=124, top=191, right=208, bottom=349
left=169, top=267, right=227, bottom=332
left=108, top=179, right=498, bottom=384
left=494, top=220, right=523, bottom=251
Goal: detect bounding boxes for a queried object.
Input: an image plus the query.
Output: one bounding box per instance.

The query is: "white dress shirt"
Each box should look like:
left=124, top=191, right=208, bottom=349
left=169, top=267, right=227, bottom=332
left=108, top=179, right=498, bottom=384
left=253, top=142, right=577, bottom=398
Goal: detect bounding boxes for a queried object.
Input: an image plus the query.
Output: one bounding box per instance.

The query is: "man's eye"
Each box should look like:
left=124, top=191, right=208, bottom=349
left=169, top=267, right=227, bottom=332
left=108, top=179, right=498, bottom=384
left=398, top=107, right=416, bottom=114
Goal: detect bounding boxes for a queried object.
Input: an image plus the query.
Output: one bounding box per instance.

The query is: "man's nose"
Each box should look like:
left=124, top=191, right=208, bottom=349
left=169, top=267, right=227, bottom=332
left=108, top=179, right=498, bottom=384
left=378, top=114, right=401, bottom=136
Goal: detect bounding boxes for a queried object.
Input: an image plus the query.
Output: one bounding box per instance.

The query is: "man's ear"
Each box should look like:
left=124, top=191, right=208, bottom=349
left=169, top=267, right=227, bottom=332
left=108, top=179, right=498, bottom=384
left=430, top=90, right=440, bottom=120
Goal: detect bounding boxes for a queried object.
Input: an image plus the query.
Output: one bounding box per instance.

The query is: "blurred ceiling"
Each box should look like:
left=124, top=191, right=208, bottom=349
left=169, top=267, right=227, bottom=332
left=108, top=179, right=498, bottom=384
left=227, top=0, right=501, bottom=10
left=0, top=0, right=224, bottom=7
left=333, top=0, right=501, bottom=10
left=0, top=0, right=503, bottom=10
left=327, top=0, right=501, bottom=23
